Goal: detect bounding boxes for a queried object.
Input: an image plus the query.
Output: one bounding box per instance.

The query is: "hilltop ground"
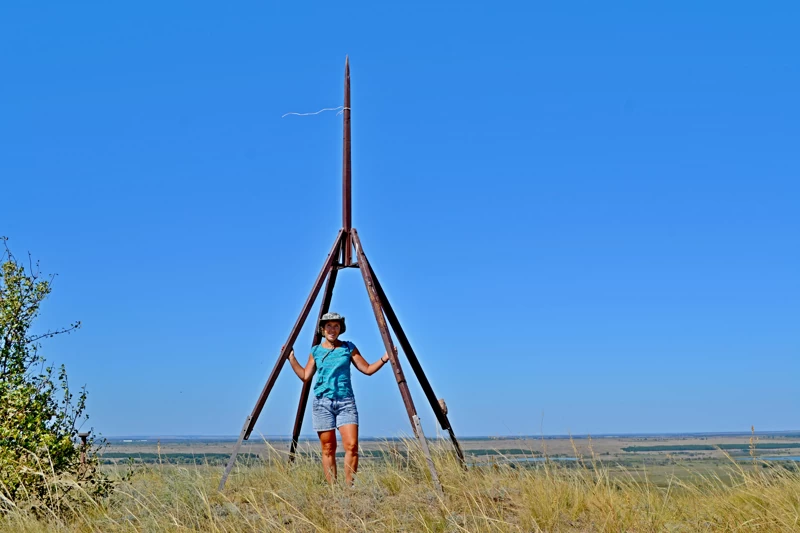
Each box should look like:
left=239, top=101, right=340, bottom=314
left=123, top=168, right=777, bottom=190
left=3, top=433, right=797, bottom=532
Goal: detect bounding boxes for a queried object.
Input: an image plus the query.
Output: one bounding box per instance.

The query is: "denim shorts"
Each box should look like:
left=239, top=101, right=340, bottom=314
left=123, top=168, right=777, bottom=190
left=312, top=395, right=359, bottom=432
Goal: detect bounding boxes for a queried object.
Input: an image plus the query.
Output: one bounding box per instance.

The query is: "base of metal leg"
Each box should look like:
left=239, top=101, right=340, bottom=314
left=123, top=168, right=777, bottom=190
left=448, top=426, right=466, bottom=469
left=413, top=415, right=444, bottom=497
left=289, top=380, right=313, bottom=463
left=219, top=415, right=251, bottom=491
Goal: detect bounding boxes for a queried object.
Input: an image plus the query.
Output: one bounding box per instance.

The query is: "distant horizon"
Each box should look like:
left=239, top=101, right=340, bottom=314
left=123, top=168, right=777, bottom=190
left=102, top=429, right=800, bottom=441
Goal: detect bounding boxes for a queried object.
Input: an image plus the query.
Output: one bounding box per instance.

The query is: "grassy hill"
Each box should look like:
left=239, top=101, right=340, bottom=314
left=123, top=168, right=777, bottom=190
left=3, top=441, right=800, bottom=532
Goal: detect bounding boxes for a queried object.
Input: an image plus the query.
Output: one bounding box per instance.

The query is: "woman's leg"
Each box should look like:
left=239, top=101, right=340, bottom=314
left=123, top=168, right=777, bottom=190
left=318, top=430, right=337, bottom=483
left=339, top=423, right=359, bottom=486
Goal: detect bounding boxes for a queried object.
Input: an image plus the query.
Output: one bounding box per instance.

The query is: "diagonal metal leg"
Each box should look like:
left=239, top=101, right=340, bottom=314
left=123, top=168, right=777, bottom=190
left=366, top=259, right=466, bottom=466
left=289, top=248, right=341, bottom=462
left=219, top=230, right=344, bottom=491
left=351, top=228, right=443, bottom=496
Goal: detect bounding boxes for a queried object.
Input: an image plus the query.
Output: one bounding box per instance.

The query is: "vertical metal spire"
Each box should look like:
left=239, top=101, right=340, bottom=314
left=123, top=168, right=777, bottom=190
left=342, top=56, right=352, bottom=265
left=220, top=58, right=463, bottom=493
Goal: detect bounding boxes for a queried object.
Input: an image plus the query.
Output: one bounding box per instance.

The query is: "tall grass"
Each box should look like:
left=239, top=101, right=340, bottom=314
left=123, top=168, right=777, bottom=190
left=1, top=439, right=799, bottom=532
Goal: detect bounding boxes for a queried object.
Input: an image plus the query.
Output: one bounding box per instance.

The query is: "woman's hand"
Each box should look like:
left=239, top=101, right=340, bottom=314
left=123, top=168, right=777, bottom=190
left=285, top=345, right=312, bottom=381
left=282, top=344, right=296, bottom=361
left=352, top=345, right=396, bottom=376
left=381, top=346, right=398, bottom=363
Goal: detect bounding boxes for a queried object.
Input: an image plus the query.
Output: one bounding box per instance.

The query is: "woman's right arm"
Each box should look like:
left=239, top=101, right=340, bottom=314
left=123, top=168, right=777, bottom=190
left=288, top=350, right=316, bottom=382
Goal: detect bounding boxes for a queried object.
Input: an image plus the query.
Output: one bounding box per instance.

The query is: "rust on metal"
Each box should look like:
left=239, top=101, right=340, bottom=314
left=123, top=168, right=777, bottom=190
left=243, top=229, right=345, bottom=440
left=342, top=57, right=353, bottom=266
left=219, top=230, right=344, bottom=490
left=413, top=415, right=444, bottom=497
left=352, top=228, right=443, bottom=489
left=289, top=246, right=341, bottom=461
left=219, top=414, right=251, bottom=490
left=366, top=258, right=466, bottom=465
left=221, top=59, right=462, bottom=493
left=288, top=380, right=312, bottom=462
left=351, top=229, right=416, bottom=423
left=78, top=432, right=90, bottom=467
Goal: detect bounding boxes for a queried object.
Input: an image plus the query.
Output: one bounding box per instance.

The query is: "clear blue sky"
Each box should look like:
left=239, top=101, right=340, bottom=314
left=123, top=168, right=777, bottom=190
left=1, top=2, right=798, bottom=438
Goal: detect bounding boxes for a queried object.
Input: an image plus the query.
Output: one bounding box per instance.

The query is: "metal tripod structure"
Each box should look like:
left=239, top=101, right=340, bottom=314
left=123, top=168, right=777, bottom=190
left=219, top=57, right=464, bottom=492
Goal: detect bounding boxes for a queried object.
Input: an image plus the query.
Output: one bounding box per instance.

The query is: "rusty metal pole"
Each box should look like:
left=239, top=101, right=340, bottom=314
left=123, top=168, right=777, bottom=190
left=342, top=57, right=353, bottom=266
left=366, top=259, right=466, bottom=466
left=219, top=230, right=344, bottom=491
left=222, top=58, right=459, bottom=494
left=78, top=432, right=89, bottom=468
left=288, top=244, right=341, bottom=462
left=351, top=229, right=443, bottom=496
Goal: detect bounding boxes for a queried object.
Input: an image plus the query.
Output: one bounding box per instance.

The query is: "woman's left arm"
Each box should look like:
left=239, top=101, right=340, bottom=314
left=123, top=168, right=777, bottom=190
left=351, top=345, right=396, bottom=376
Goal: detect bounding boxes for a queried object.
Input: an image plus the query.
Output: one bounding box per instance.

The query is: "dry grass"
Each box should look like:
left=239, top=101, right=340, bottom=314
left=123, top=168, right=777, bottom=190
left=1, top=440, right=799, bottom=532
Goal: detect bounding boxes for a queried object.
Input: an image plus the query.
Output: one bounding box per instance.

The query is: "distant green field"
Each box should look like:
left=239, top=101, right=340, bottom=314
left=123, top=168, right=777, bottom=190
left=622, top=443, right=800, bottom=453
left=100, top=448, right=544, bottom=465
left=100, top=452, right=260, bottom=465
left=101, top=450, right=408, bottom=464
left=466, top=448, right=542, bottom=456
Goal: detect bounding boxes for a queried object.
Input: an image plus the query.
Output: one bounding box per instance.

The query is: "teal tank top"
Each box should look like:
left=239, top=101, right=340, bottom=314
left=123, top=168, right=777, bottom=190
left=311, top=341, right=356, bottom=399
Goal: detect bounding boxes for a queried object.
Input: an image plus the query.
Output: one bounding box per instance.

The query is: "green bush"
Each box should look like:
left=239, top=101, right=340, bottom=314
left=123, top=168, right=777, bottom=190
left=0, top=237, right=109, bottom=515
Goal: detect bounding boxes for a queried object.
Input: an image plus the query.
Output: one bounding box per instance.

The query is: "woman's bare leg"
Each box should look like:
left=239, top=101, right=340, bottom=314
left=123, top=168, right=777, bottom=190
left=339, top=424, right=359, bottom=486
left=318, top=430, right=337, bottom=483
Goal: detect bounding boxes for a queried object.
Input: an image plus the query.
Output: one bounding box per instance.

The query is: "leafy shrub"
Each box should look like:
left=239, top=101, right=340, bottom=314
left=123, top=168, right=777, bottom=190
left=0, top=237, right=110, bottom=515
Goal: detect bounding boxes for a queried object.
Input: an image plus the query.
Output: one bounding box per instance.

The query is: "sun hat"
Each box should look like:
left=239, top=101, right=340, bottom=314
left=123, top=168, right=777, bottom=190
left=319, top=312, right=346, bottom=334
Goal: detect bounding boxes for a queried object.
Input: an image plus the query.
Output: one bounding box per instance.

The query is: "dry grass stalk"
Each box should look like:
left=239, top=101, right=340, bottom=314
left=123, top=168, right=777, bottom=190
left=1, top=438, right=799, bottom=532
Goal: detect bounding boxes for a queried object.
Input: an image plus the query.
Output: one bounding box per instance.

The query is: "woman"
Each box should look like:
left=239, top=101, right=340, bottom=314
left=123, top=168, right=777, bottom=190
left=287, top=312, right=393, bottom=485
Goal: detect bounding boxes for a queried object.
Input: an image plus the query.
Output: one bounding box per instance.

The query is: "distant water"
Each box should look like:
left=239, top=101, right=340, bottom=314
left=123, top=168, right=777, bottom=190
left=470, top=457, right=578, bottom=465
left=509, top=457, right=578, bottom=463
left=738, top=456, right=800, bottom=461
left=504, top=456, right=800, bottom=463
